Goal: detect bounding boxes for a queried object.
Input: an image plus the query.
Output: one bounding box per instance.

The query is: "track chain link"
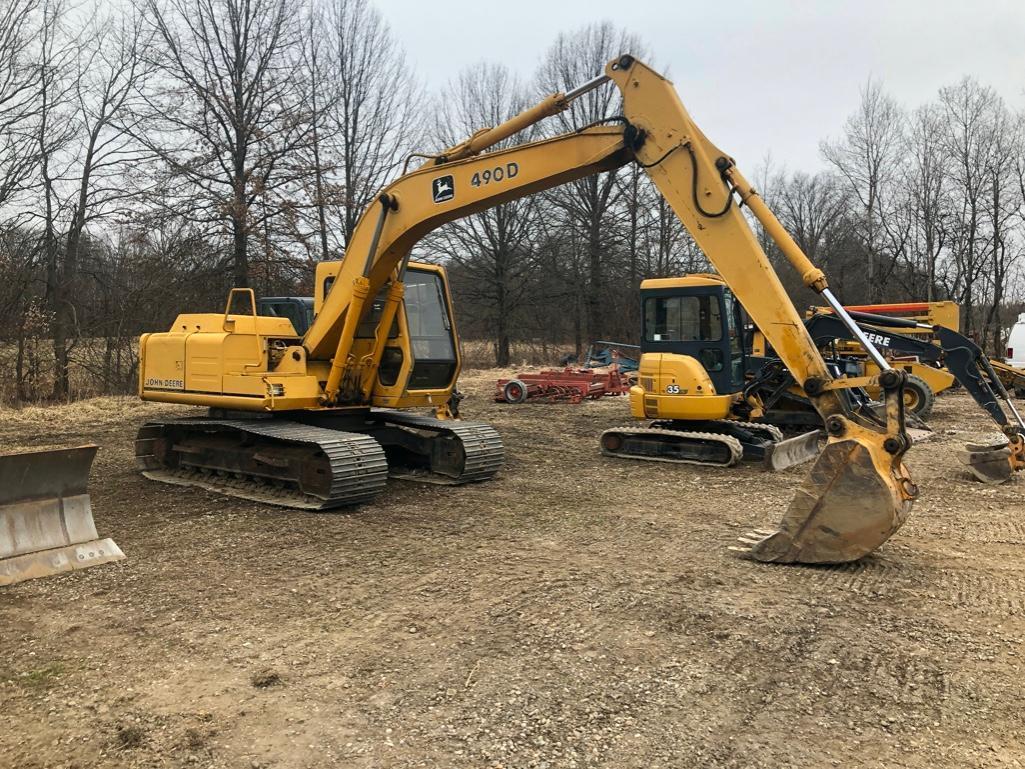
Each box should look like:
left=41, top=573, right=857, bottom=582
left=599, top=426, right=744, bottom=467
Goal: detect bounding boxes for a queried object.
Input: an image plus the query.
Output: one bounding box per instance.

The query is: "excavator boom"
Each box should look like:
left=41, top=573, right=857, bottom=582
left=603, top=57, right=915, bottom=562
left=139, top=54, right=919, bottom=563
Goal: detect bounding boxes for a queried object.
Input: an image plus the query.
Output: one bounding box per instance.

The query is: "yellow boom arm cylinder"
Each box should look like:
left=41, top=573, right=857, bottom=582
left=728, top=166, right=828, bottom=293
left=323, top=276, right=370, bottom=404
left=438, top=93, right=569, bottom=163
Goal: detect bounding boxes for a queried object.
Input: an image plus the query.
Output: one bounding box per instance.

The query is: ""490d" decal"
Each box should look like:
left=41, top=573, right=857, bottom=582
left=471, top=162, right=519, bottom=188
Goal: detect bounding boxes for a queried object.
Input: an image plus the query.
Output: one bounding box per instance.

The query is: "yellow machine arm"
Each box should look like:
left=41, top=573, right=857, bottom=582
left=140, top=54, right=917, bottom=563
left=605, top=57, right=917, bottom=562
left=298, top=55, right=916, bottom=563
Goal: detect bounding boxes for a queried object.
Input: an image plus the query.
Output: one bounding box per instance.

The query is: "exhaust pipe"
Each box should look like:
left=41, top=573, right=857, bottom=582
left=0, top=445, right=124, bottom=586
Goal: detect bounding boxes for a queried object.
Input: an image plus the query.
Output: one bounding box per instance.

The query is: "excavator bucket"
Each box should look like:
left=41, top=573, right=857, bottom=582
left=958, top=439, right=1014, bottom=484
left=733, top=436, right=914, bottom=563
left=0, top=445, right=124, bottom=586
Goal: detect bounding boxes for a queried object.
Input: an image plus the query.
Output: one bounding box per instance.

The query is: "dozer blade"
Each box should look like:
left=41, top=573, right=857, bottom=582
left=0, top=445, right=124, bottom=587
left=958, top=439, right=1013, bottom=484
left=733, top=437, right=913, bottom=564
left=763, top=430, right=823, bottom=472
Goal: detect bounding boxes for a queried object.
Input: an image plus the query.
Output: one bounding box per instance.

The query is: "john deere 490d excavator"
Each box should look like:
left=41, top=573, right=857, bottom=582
left=135, top=55, right=920, bottom=565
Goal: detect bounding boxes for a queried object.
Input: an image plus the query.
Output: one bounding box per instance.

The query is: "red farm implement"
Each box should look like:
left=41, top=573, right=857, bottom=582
left=494, top=342, right=638, bottom=404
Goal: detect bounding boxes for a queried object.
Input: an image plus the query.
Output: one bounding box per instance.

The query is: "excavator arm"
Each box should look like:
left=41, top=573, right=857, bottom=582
left=604, top=56, right=916, bottom=562
left=303, top=125, right=634, bottom=361
left=807, top=309, right=1025, bottom=481
left=251, top=55, right=922, bottom=563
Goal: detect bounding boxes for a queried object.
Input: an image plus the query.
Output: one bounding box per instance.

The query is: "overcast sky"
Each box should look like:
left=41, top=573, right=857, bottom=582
left=381, top=0, right=1025, bottom=174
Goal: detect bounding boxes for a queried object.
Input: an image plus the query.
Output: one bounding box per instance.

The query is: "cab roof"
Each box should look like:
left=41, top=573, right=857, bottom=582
left=639, top=274, right=725, bottom=290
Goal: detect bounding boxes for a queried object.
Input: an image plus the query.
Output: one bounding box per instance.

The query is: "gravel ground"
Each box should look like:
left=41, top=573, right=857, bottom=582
left=1, top=373, right=1024, bottom=769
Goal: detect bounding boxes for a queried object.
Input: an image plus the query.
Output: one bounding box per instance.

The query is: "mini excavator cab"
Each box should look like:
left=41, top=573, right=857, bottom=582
left=641, top=275, right=745, bottom=392
left=631, top=275, right=747, bottom=421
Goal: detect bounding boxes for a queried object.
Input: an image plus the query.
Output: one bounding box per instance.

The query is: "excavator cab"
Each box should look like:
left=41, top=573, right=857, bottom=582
left=316, top=261, right=462, bottom=402
left=256, top=297, right=315, bottom=336
left=628, top=275, right=749, bottom=422
left=640, top=275, right=746, bottom=394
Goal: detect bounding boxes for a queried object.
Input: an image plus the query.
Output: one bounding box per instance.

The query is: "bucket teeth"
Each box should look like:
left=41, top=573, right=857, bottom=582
left=736, top=533, right=767, bottom=546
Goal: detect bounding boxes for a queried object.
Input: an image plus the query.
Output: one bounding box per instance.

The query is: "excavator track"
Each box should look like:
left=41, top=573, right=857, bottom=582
left=371, top=410, right=505, bottom=484
left=650, top=419, right=786, bottom=444
left=135, top=419, right=389, bottom=510
left=729, top=420, right=784, bottom=443
left=599, top=426, right=744, bottom=467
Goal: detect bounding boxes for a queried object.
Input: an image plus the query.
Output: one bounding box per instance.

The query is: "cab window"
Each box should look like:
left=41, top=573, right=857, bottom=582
left=355, top=287, right=400, bottom=339
left=722, top=289, right=745, bottom=381
left=644, top=295, right=723, bottom=342
left=404, top=271, right=455, bottom=360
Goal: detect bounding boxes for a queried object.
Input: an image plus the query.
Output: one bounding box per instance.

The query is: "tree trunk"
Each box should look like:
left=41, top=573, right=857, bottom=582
left=233, top=214, right=249, bottom=288
left=585, top=217, right=603, bottom=342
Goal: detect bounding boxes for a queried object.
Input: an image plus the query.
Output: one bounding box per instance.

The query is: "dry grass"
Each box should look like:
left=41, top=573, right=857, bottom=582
left=460, top=338, right=575, bottom=369
left=0, top=396, right=177, bottom=429
left=0, top=396, right=188, bottom=454
left=0, top=337, right=138, bottom=406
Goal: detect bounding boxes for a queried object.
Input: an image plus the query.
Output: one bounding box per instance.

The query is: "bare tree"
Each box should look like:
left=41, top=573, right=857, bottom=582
left=0, top=0, right=44, bottom=211
left=938, top=77, right=1003, bottom=338
left=777, top=171, right=851, bottom=268
left=979, top=99, right=1022, bottom=353
left=138, top=0, right=313, bottom=288
left=32, top=0, right=78, bottom=397
left=535, top=21, right=645, bottom=348
left=312, top=0, right=421, bottom=252
left=898, top=103, right=951, bottom=300
left=430, top=63, right=538, bottom=366
left=821, top=79, right=905, bottom=302
left=46, top=13, right=150, bottom=398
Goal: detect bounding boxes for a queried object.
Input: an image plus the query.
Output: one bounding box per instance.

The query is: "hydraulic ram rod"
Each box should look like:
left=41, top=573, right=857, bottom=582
left=728, top=164, right=893, bottom=372
left=438, top=74, right=612, bottom=163
left=819, top=289, right=893, bottom=371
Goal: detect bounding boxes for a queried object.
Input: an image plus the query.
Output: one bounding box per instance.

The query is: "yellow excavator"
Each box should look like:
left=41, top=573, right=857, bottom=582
left=135, top=55, right=918, bottom=564
left=601, top=273, right=1025, bottom=484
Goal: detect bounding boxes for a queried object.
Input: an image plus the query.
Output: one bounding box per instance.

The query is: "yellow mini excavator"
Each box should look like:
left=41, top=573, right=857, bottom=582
left=601, top=274, right=1025, bottom=485
left=137, top=55, right=920, bottom=564
left=598, top=274, right=825, bottom=471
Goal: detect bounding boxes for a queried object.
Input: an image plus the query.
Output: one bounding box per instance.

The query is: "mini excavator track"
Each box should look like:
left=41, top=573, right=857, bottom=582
left=598, top=419, right=819, bottom=472
left=598, top=426, right=744, bottom=467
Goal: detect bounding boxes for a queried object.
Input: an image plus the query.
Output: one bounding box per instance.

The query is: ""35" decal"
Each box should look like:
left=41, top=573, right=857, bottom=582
left=471, top=162, right=519, bottom=187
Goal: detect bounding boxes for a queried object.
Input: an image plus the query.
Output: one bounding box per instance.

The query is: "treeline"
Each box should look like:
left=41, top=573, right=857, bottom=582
left=0, top=0, right=1022, bottom=404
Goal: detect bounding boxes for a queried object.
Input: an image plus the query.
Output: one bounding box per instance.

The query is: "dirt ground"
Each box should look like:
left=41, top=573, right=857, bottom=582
left=2, top=373, right=1024, bottom=769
